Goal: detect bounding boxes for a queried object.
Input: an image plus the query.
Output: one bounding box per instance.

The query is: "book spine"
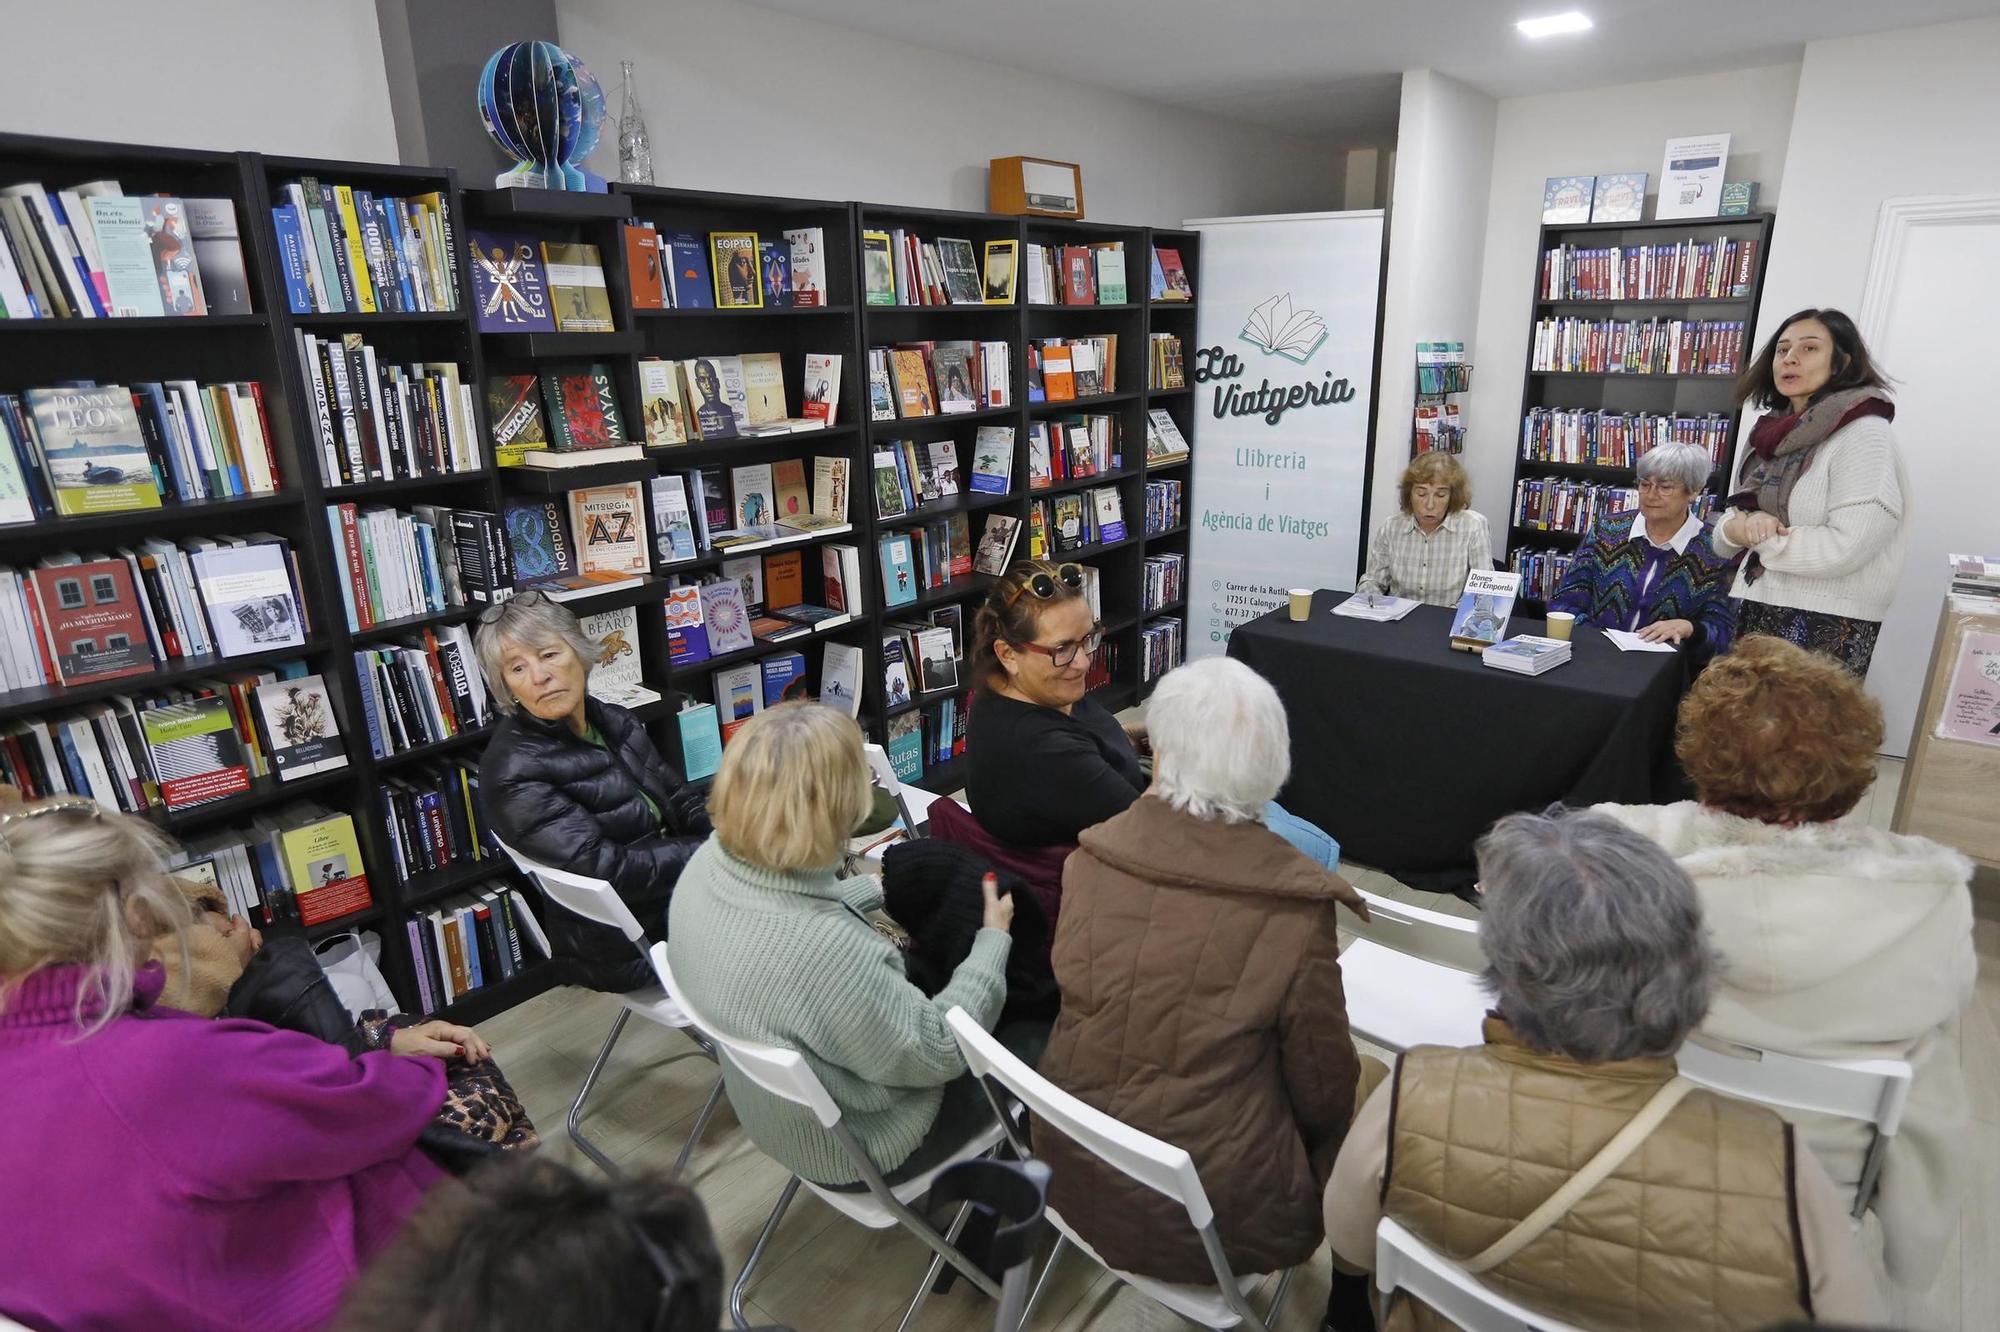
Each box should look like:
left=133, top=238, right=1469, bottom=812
left=270, top=205, right=315, bottom=314
left=332, top=186, right=378, bottom=313
left=404, top=915, right=437, bottom=1015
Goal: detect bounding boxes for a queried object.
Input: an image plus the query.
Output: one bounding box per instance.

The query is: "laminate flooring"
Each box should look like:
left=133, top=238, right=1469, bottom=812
left=479, top=756, right=1994, bottom=1330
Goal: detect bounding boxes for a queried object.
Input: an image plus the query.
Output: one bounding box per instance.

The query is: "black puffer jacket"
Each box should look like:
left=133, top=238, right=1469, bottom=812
left=480, top=697, right=710, bottom=991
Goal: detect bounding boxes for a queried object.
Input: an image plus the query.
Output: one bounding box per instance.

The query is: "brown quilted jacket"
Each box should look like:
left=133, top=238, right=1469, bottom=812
left=1381, top=1019, right=1812, bottom=1331
left=1032, top=795, right=1360, bottom=1280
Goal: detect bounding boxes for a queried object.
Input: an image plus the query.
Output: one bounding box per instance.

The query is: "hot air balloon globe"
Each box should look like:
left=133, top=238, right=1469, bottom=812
left=477, top=41, right=608, bottom=192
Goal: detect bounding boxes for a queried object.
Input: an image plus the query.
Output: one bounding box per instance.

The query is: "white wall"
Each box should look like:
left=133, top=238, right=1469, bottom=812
left=0, top=0, right=398, bottom=162
left=1369, top=70, right=1497, bottom=535
left=1457, top=63, right=1803, bottom=537
left=554, top=0, right=1345, bottom=225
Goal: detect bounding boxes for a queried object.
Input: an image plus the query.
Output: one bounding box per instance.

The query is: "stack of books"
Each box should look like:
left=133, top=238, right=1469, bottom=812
left=1482, top=635, right=1573, bottom=676
left=1027, top=415, right=1120, bottom=489
left=405, top=884, right=548, bottom=1015
left=866, top=342, right=1009, bottom=421
left=1950, top=553, right=2000, bottom=600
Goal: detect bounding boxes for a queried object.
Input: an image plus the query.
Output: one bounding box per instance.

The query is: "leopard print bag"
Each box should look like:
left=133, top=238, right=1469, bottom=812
left=419, top=1057, right=540, bottom=1173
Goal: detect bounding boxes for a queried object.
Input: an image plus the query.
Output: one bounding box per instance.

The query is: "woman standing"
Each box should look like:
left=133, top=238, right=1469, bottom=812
left=1356, top=451, right=1494, bottom=607
left=1711, top=308, right=1908, bottom=675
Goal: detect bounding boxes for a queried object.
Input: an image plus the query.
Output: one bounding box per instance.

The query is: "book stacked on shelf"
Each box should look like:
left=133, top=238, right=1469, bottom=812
left=1084, top=635, right=1121, bottom=692
left=171, top=803, right=370, bottom=927
left=1023, top=241, right=1126, bottom=306
left=1149, top=333, right=1184, bottom=389
left=1027, top=488, right=1125, bottom=558
left=1028, top=335, right=1117, bottom=402
left=871, top=437, right=962, bottom=518
left=1027, top=415, right=1120, bottom=490
left=296, top=332, right=478, bottom=485
left=502, top=483, right=649, bottom=600
left=1538, top=237, right=1759, bottom=302
left=1140, top=618, right=1184, bottom=683
left=465, top=229, right=612, bottom=332
left=326, top=504, right=459, bottom=630
left=972, top=512, right=1022, bottom=576
left=1142, top=408, right=1190, bottom=465
left=1148, top=245, right=1194, bottom=302
left=1530, top=317, right=1744, bottom=375
left=717, top=543, right=854, bottom=640
left=710, top=647, right=815, bottom=741
left=1520, top=408, right=1731, bottom=469
left=0, top=184, right=250, bottom=319
left=635, top=350, right=840, bottom=446
left=876, top=513, right=973, bottom=609
left=272, top=178, right=457, bottom=315
left=1513, top=479, right=1717, bottom=536
left=506, top=364, right=640, bottom=469
left=866, top=341, right=1009, bottom=421
left=910, top=689, right=969, bottom=766
left=352, top=623, right=489, bottom=759
left=578, top=605, right=660, bottom=709
left=885, top=606, right=965, bottom=699
left=637, top=225, right=827, bottom=311
left=690, top=454, right=850, bottom=543
left=967, top=426, right=1013, bottom=496
left=405, top=882, right=549, bottom=1015
left=1143, top=552, right=1186, bottom=613
left=1510, top=547, right=1575, bottom=602
left=1144, top=479, right=1184, bottom=535
left=861, top=229, right=1008, bottom=307
left=1483, top=634, right=1572, bottom=677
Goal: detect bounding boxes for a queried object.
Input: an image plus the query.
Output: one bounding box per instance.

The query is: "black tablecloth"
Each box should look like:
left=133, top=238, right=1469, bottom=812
left=1228, top=591, right=1688, bottom=894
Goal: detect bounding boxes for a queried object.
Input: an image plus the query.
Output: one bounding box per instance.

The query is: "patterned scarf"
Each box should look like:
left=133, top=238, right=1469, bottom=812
left=1732, top=388, right=1894, bottom=583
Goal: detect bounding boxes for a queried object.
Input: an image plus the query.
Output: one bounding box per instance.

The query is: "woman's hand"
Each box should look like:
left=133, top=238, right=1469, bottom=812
left=1328, top=873, right=1372, bottom=923
left=1122, top=721, right=1151, bottom=757
left=1637, top=618, right=1695, bottom=644
left=390, top=1020, right=490, bottom=1064
left=1725, top=511, right=1790, bottom=547
left=980, top=875, right=1015, bottom=934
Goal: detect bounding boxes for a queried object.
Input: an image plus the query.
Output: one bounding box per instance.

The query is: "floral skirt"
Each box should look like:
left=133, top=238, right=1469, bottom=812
left=1737, top=601, right=1881, bottom=676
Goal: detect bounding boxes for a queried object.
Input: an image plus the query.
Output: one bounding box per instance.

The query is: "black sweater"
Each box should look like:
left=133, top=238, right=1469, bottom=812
left=964, top=691, right=1145, bottom=849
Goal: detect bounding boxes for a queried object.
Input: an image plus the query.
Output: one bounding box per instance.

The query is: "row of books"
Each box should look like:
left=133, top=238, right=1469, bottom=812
left=1537, top=237, right=1759, bottom=302
left=1027, top=336, right=1118, bottom=401
left=972, top=512, right=1023, bottom=578
left=879, top=515, right=974, bottom=608
left=1414, top=403, right=1465, bottom=456
left=405, top=884, right=548, bottom=1015
left=1142, top=552, right=1186, bottom=613
left=1416, top=341, right=1472, bottom=395
left=883, top=607, right=966, bottom=706
left=487, top=362, right=629, bottom=467
left=2, top=381, right=281, bottom=521
left=1509, top=546, right=1575, bottom=602
left=377, top=755, right=495, bottom=881
left=273, top=178, right=459, bottom=316
left=0, top=537, right=309, bottom=692
left=625, top=222, right=828, bottom=312
left=638, top=351, right=841, bottom=446
left=711, top=648, right=812, bottom=742
left=1023, top=241, right=1127, bottom=306
left=171, top=803, right=369, bottom=928
left=0, top=184, right=249, bottom=319
left=1027, top=414, right=1120, bottom=490
left=295, top=331, right=480, bottom=486
left=664, top=549, right=865, bottom=669
left=1513, top=479, right=1720, bottom=535
left=1147, top=245, right=1194, bottom=303
left=862, top=230, right=1010, bottom=307
left=867, top=341, right=1011, bottom=420
left=352, top=625, right=491, bottom=761
left=884, top=688, right=970, bottom=778
left=1029, top=485, right=1127, bottom=558
left=872, top=437, right=964, bottom=518
left=1530, top=317, right=1745, bottom=375
left=1149, top=333, right=1185, bottom=390
left=1144, top=479, right=1184, bottom=535
left=1520, top=408, right=1734, bottom=469
left=496, top=485, right=649, bottom=600
left=1143, top=408, right=1190, bottom=464
left=1139, top=617, right=1185, bottom=683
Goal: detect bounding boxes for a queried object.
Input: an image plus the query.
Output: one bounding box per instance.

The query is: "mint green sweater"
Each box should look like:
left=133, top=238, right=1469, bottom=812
left=665, top=838, right=1011, bottom=1185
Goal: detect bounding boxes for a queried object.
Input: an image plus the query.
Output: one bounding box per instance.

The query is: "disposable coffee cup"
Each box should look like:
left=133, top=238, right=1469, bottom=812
left=1288, top=588, right=1313, bottom=621
left=1545, top=611, right=1575, bottom=641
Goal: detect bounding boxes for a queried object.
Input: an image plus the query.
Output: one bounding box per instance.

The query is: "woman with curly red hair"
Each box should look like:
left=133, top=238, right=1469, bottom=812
left=1598, top=636, right=1975, bottom=1291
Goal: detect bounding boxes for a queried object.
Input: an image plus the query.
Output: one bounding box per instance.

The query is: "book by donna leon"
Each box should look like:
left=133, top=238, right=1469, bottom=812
left=26, top=386, right=163, bottom=515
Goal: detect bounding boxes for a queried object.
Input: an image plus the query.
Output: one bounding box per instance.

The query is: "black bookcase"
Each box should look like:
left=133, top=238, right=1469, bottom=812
left=1136, top=226, right=1199, bottom=704
left=1506, top=212, right=1775, bottom=611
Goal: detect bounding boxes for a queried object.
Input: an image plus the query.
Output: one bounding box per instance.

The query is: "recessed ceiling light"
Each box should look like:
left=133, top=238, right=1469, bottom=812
left=1517, top=11, right=1593, bottom=38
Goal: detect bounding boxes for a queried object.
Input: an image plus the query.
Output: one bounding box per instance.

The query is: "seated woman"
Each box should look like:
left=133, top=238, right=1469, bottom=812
left=1547, top=441, right=1739, bottom=655
left=1599, top=635, right=1975, bottom=1289
left=1356, top=450, right=1493, bottom=606
left=668, top=701, right=1023, bottom=1188
left=1035, top=657, right=1370, bottom=1284
left=1322, top=806, right=1884, bottom=1329
left=476, top=591, right=711, bottom=992
left=0, top=797, right=451, bottom=1332
left=962, top=561, right=1338, bottom=867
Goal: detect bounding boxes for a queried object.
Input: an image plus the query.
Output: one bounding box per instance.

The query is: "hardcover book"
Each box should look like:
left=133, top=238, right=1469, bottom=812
left=253, top=674, right=348, bottom=779
left=580, top=605, right=659, bottom=708
left=485, top=374, right=550, bottom=467
left=663, top=231, right=714, bottom=309
left=26, top=560, right=152, bottom=685
left=680, top=358, right=738, bottom=440
left=568, top=483, right=648, bottom=575
left=730, top=463, right=776, bottom=529
left=469, top=230, right=555, bottom=331
left=1449, top=569, right=1522, bottom=651
left=502, top=497, right=576, bottom=584
left=801, top=352, right=841, bottom=425
left=541, top=364, right=628, bottom=452
left=710, top=232, right=762, bottom=309
left=698, top=579, right=755, bottom=654
left=25, top=386, right=162, bottom=515
left=637, top=358, right=689, bottom=447
left=189, top=542, right=306, bottom=656
left=541, top=241, right=616, bottom=333
left=1541, top=175, right=1595, bottom=225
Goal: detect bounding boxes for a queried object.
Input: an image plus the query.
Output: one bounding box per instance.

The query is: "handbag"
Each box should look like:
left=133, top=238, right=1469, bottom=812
left=313, top=930, right=398, bottom=1021
left=419, top=1056, right=541, bottom=1174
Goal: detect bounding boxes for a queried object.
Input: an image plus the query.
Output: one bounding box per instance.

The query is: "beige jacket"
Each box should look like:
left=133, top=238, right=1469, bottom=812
left=1601, top=800, right=1976, bottom=1284
left=1324, top=1020, right=1886, bottom=1330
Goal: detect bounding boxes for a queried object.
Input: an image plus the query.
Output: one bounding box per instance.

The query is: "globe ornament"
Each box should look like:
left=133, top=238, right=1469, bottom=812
left=477, top=41, right=609, bottom=193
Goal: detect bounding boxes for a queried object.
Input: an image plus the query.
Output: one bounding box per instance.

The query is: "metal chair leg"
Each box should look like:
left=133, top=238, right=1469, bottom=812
left=1265, top=1265, right=1298, bottom=1325
left=730, top=1175, right=801, bottom=1330
left=670, top=1073, right=727, bottom=1179
left=1015, top=1232, right=1068, bottom=1329
left=895, top=1200, right=975, bottom=1332
left=567, top=1008, right=632, bottom=1176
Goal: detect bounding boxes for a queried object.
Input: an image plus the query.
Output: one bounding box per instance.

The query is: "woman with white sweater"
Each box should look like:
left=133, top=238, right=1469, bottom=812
left=1600, top=637, right=1975, bottom=1291
left=1711, top=307, right=1907, bottom=675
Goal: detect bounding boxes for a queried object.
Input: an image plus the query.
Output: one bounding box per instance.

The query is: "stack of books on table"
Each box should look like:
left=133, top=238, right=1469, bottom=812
left=1481, top=634, right=1572, bottom=676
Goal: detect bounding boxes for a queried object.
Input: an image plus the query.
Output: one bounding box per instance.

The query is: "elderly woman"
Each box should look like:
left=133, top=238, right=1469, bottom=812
left=668, top=702, right=1024, bottom=1188
left=1547, top=440, right=1739, bottom=654
left=1599, top=636, right=1975, bottom=1288
left=1356, top=451, right=1494, bottom=606
left=1034, top=657, right=1369, bottom=1288
left=476, top=591, right=710, bottom=992
left=1321, top=807, right=1884, bottom=1329
left=1712, top=308, right=1907, bottom=675
left=0, top=797, right=451, bottom=1331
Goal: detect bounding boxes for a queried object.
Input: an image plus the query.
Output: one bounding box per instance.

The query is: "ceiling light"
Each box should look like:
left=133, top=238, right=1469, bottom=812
left=1517, top=11, right=1593, bottom=38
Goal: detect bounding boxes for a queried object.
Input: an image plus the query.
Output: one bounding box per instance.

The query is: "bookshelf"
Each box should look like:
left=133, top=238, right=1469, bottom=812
left=1137, top=226, right=1199, bottom=705
left=1506, top=212, right=1776, bottom=611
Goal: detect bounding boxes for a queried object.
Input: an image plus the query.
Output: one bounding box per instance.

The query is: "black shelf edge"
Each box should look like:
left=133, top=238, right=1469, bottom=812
left=401, top=856, right=519, bottom=909
left=1031, top=465, right=1138, bottom=499
left=650, top=424, right=859, bottom=465
left=0, top=639, right=332, bottom=722
left=1027, top=303, right=1141, bottom=313
left=1528, top=370, right=1740, bottom=380
left=149, top=767, right=351, bottom=832
left=627, top=695, right=674, bottom=725
left=470, top=188, right=633, bottom=221
left=426, top=961, right=561, bottom=1024
left=0, top=313, right=270, bottom=332
left=869, top=404, right=1016, bottom=430
left=1533, top=296, right=1753, bottom=308
left=1516, top=458, right=1642, bottom=478
left=1144, top=454, right=1192, bottom=473
left=0, top=490, right=300, bottom=541
left=378, top=724, right=495, bottom=771
left=351, top=604, right=480, bottom=642
left=892, top=573, right=1000, bottom=615
left=1088, top=681, right=1137, bottom=712
left=290, top=310, right=467, bottom=326
left=540, top=576, right=669, bottom=616
left=1510, top=526, right=1586, bottom=544
left=704, top=523, right=857, bottom=556
left=918, top=753, right=967, bottom=796
left=499, top=458, right=660, bottom=492
left=1028, top=391, right=1138, bottom=414
left=1146, top=386, right=1193, bottom=398
left=1145, top=522, right=1189, bottom=540
left=635, top=304, right=857, bottom=319
left=1146, top=300, right=1198, bottom=312
left=1539, top=216, right=1772, bottom=236
left=1101, top=614, right=1139, bottom=635
left=483, top=330, right=643, bottom=357
left=325, top=469, right=493, bottom=500
left=1067, top=534, right=1141, bottom=561
left=880, top=490, right=1017, bottom=524
left=863, top=301, right=1016, bottom=314
left=300, top=906, right=385, bottom=942
left=1143, top=599, right=1188, bottom=619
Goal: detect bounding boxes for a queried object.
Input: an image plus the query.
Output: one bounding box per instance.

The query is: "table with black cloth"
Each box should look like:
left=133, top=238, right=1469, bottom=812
left=1227, top=590, right=1689, bottom=894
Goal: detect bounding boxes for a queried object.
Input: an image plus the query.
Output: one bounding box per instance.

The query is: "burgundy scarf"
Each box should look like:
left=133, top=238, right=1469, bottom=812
left=1732, top=388, right=1893, bottom=583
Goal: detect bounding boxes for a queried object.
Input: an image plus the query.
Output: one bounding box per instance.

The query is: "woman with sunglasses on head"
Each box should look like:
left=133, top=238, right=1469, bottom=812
left=475, top=592, right=711, bottom=993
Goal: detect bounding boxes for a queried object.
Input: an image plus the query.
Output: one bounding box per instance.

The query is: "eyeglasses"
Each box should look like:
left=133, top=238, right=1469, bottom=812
left=477, top=588, right=548, bottom=624
left=1001, top=562, right=1085, bottom=608
left=1010, top=624, right=1103, bottom=667
left=1635, top=479, right=1688, bottom=495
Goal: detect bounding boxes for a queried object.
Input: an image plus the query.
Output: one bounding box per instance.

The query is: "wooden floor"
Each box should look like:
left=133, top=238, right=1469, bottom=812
left=480, top=757, right=1995, bottom=1330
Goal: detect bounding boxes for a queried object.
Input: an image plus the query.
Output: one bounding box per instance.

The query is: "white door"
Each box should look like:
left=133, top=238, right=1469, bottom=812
left=1858, top=197, right=2000, bottom=756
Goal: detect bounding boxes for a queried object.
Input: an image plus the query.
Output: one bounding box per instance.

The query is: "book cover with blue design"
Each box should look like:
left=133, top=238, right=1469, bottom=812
left=502, top=497, right=575, bottom=583
left=1449, top=569, right=1520, bottom=650
left=1541, top=175, right=1595, bottom=224
left=468, top=229, right=554, bottom=332
left=880, top=534, right=917, bottom=609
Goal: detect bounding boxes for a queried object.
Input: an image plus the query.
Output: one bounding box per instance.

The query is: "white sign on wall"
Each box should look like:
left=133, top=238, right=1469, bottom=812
left=1183, top=210, right=1384, bottom=659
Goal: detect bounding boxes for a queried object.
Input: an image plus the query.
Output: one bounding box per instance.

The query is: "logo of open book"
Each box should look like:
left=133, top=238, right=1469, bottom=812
left=1239, top=293, right=1329, bottom=364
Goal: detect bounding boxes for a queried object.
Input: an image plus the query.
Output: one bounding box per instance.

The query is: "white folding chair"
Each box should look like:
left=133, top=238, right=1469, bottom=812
left=1350, top=887, right=1487, bottom=972
left=1375, top=1217, right=1584, bottom=1332
left=657, top=946, right=1004, bottom=1332
left=1674, top=1037, right=1914, bottom=1219
left=945, top=1007, right=1297, bottom=1331
left=494, top=839, right=725, bottom=1180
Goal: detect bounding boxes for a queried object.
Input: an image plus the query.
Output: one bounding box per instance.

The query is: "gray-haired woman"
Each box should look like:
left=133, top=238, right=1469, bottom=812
left=474, top=591, right=709, bottom=992
left=1546, top=441, right=1740, bottom=655
left=1319, top=807, right=1884, bottom=1330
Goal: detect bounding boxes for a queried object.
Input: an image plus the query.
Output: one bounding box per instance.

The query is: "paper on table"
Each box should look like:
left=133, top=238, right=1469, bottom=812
left=1603, top=628, right=1677, bottom=653
left=1333, top=593, right=1421, bottom=622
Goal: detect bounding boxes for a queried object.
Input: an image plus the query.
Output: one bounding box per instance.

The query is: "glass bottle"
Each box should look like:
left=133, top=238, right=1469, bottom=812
left=617, top=60, right=654, bottom=186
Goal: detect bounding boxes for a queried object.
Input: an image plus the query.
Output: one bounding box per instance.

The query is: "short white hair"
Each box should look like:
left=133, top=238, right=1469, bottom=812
left=1145, top=657, right=1290, bottom=824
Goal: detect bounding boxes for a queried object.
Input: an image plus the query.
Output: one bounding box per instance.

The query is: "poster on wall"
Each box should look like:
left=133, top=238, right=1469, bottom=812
left=1183, top=210, right=1384, bottom=660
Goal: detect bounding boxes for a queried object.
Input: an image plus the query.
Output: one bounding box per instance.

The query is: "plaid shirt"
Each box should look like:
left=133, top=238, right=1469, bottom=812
left=1358, top=507, right=1494, bottom=607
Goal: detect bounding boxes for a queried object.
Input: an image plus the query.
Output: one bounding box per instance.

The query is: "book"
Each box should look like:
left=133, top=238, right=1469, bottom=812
left=915, top=625, right=959, bottom=693
left=541, top=241, right=615, bottom=333
left=758, top=239, right=791, bottom=308
left=635, top=358, right=688, bottom=447
left=569, top=483, right=648, bottom=575
left=1449, top=569, right=1521, bottom=651
left=189, top=542, right=306, bottom=656
left=663, top=585, right=711, bottom=665
left=1332, top=592, right=1420, bottom=622
left=936, top=237, right=984, bottom=304
left=502, top=497, right=576, bottom=584
left=1095, top=245, right=1128, bottom=304
left=983, top=239, right=1018, bottom=303
left=81, top=197, right=164, bottom=318
left=739, top=352, right=788, bottom=425
left=889, top=348, right=935, bottom=418
left=698, top=579, right=755, bottom=654
left=973, top=513, right=1022, bottom=575
left=141, top=696, right=250, bottom=809
left=1090, top=486, right=1126, bottom=543
left=801, top=352, right=842, bottom=427
left=885, top=712, right=923, bottom=782
left=730, top=463, right=776, bottom=529
left=26, top=560, right=152, bottom=685
left=486, top=374, right=550, bottom=467
left=883, top=637, right=913, bottom=707
left=25, top=386, right=162, bottom=515
left=819, top=641, right=862, bottom=717
left=649, top=474, right=698, bottom=564
left=681, top=358, right=738, bottom=440
left=676, top=702, right=723, bottom=780
left=279, top=810, right=372, bottom=926
left=929, top=441, right=962, bottom=496
left=768, top=459, right=810, bottom=522
left=469, top=230, right=555, bottom=331
left=721, top=555, right=765, bottom=617
left=969, top=427, right=1014, bottom=495
left=880, top=535, right=917, bottom=608
left=184, top=198, right=252, bottom=315
left=140, top=197, right=207, bottom=315
left=1145, top=408, right=1191, bottom=463
left=714, top=662, right=763, bottom=741
left=932, top=343, right=978, bottom=413
left=622, top=222, right=667, bottom=310
left=784, top=226, right=826, bottom=306
left=663, top=231, right=714, bottom=309
left=1156, top=247, right=1192, bottom=301
left=1590, top=173, right=1648, bottom=223
left=1061, top=246, right=1095, bottom=305
left=541, top=364, right=628, bottom=452
left=253, top=674, right=348, bottom=779
left=861, top=231, right=895, bottom=305
left=710, top=232, right=762, bottom=308
left=1720, top=180, right=1760, bottom=216
left=811, top=455, right=850, bottom=525
left=582, top=605, right=659, bottom=708
left=872, top=450, right=908, bottom=520
left=1482, top=634, right=1573, bottom=676
left=1541, top=175, right=1595, bottom=224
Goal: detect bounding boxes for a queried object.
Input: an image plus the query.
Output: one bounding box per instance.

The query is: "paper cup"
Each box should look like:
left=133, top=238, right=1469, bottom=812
left=1544, top=611, right=1575, bottom=641
left=1288, top=589, right=1313, bottom=621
